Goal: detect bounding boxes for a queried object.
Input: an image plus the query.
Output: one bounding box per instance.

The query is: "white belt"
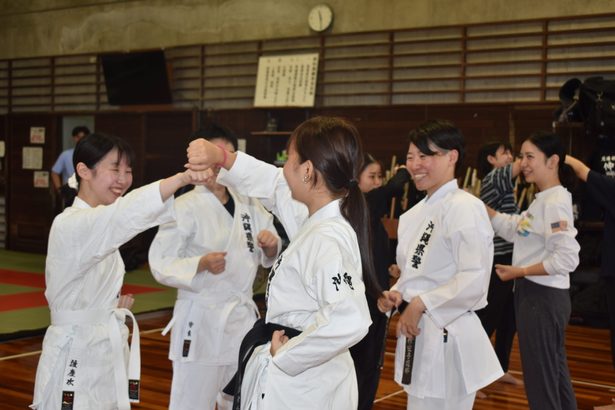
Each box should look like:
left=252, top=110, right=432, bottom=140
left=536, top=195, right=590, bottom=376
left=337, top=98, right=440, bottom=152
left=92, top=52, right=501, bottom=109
left=51, top=308, right=141, bottom=410
left=162, top=291, right=257, bottom=362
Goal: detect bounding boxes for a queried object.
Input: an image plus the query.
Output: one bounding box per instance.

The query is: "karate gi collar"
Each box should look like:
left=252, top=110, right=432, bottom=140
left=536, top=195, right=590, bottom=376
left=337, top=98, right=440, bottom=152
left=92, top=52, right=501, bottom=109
left=424, top=179, right=458, bottom=205
left=302, top=199, right=343, bottom=230
left=72, top=196, right=92, bottom=209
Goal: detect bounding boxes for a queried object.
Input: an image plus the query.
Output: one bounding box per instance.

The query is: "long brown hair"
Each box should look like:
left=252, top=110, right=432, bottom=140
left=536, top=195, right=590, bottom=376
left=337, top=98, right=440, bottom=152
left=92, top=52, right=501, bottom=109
left=292, top=116, right=381, bottom=299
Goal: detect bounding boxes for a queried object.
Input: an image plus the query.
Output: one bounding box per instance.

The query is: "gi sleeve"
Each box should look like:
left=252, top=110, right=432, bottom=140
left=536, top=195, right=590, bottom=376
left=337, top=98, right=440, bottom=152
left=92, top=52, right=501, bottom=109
left=491, top=211, right=523, bottom=243
left=71, top=181, right=176, bottom=270
left=148, top=199, right=203, bottom=291
left=271, top=238, right=371, bottom=376
left=542, top=201, right=580, bottom=276
left=217, top=151, right=307, bottom=240
left=420, top=203, right=493, bottom=328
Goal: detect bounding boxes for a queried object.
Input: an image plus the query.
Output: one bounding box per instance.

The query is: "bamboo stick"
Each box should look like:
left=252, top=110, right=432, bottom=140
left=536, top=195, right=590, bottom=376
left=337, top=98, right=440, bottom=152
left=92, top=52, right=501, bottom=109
left=463, top=166, right=472, bottom=189
left=389, top=197, right=396, bottom=220
left=517, top=187, right=527, bottom=209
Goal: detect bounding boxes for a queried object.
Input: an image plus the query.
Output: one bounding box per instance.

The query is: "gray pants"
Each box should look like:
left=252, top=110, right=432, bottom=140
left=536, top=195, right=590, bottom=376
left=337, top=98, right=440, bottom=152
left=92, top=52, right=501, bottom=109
left=514, top=278, right=577, bottom=410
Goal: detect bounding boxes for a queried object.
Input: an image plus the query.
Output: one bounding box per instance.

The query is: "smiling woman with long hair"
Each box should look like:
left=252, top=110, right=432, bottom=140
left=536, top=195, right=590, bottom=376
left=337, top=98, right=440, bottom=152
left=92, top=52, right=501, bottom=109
left=488, top=132, right=580, bottom=410
left=187, top=116, right=377, bottom=409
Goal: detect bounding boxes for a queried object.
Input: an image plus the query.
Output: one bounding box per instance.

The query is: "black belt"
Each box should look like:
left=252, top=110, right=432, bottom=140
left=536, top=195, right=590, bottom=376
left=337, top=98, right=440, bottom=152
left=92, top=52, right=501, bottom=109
left=223, top=318, right=301, bottom=410
left=397, top=300, right=409, bottom=314
left=397, top=300, right=448, bottom=342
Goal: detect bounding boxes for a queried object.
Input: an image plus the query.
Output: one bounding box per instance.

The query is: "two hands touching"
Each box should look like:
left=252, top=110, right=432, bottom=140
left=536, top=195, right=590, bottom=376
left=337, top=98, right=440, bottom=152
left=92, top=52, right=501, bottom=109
left=175, top=138, right=230, bottom=189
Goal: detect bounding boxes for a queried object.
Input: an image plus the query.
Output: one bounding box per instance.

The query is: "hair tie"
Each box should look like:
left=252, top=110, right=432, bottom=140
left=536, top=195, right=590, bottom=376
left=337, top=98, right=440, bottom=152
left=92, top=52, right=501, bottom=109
left=347, top=179, right=358, bottom=188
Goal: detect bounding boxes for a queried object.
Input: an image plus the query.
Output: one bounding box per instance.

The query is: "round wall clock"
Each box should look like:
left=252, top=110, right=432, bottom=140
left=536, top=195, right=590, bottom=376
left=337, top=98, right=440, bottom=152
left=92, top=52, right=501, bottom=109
left=308, top=4, right=334, bottom=32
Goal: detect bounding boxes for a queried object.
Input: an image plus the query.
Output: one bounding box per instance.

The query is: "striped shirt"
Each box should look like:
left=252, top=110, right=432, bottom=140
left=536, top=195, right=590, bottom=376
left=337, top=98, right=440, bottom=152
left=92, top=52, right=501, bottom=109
left=480, top=164, right=518, bottom=255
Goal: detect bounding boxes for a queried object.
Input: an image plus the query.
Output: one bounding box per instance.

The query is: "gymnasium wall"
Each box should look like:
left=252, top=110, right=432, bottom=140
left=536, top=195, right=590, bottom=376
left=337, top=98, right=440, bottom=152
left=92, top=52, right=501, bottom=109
left=1, top=0, right=615, bottom=60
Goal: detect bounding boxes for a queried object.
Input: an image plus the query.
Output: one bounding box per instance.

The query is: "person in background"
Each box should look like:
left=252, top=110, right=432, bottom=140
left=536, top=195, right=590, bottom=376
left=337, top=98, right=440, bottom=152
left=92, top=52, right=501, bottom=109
left=351, top=153, right=410, bottom=410
left=51, top=125, right=90, bottom=208
left=378, top=120, right=502, bottom=410
left=32, top=133, right=206, bottom=410
left=565, top=153, right=615, bottom=410
left=148, top=126, right=280, bottom=410
left=475, top=141, right=522, bottom=387
left=488, top=132, right=579, bottom=410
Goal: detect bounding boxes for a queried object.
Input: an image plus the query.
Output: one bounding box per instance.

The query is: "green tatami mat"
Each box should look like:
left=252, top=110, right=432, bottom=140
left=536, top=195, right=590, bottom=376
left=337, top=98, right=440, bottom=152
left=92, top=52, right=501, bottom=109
left=0, top=249, right=176, bottom=337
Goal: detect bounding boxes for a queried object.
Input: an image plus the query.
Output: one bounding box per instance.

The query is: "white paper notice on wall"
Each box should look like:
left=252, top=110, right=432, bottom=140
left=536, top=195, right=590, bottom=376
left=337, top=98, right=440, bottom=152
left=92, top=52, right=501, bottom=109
left=254, top=53, right=319, bottom=107
left=34, top=171, right=49, bottom=188
left=23, top=147, right=43, bottom=170
left=0, top=141, right=5, bottom=157
left=30, top=127, right=46, bottom=144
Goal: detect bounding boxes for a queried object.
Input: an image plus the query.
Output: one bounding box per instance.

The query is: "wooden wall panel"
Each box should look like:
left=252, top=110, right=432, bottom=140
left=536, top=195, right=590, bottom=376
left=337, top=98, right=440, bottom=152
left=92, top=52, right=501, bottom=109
left=314, top=106, right=426, bottom=166
left=425, top=104, right=513, bottom=172
left=0, top=114, right=6, bottom=194
left=7, top=114, right=59, bottom=253
left=94, top=113, right=145, bottom=186
left=144, top=111, right=194, bottom=183
left=0, top=115, right=6, bottom=248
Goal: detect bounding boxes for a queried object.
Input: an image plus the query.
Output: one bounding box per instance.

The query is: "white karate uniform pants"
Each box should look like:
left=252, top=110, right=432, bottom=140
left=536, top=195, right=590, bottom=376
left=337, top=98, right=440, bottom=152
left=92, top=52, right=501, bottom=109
left=406, top=326, right=477, bottom=410
left=169, top=361, right=235, bottom=410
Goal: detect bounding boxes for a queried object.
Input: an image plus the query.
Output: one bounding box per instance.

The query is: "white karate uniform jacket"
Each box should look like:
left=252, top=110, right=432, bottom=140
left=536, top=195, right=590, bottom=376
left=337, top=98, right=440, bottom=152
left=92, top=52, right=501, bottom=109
left=393, top=180, right=503, bottom=399
left=491, top=185, right=580, bottom=289
left=217, top=152, right=371, bottom=410
left=148, top=186, right=279, bottom=367
left=32, top=181, right=175, bottom=410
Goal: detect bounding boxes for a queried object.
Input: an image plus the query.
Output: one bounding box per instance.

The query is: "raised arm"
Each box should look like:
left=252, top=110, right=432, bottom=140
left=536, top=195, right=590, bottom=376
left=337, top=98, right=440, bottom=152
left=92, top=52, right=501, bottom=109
left=186, top=138, right=238, bottom=171
left=159, top=169, right=209, bottom=202
left=565, top=154, right=590, bottom=182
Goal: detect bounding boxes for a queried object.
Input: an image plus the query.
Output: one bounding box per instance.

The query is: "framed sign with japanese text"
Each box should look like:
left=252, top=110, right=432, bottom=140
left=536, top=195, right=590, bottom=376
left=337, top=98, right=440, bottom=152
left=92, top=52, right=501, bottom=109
left=254, top=53, right=319, bottom=107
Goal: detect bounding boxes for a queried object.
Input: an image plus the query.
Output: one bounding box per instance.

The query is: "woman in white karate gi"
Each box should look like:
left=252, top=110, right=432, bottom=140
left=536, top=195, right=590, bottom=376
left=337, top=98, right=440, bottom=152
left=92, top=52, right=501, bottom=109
left=31, top=133, right=205, bottom=410
left=186, top=116, right=378, bottom=410
left=148, top=127, right=280, bottom=410
left=378, top=120, right=503, bottom=410
left=488, top=132, right=579, bottom=410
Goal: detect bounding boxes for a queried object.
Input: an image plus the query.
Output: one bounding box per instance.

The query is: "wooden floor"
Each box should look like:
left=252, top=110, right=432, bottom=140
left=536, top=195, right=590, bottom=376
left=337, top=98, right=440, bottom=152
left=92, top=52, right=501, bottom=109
left=1, top=309, right=614, bottom=410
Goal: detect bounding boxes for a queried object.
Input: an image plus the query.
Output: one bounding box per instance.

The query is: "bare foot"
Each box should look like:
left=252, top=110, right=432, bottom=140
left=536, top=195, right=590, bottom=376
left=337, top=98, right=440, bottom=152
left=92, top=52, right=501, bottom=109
left=476, top=390, right=487, bottom=399
left=498, top=371, right=522, bottom=385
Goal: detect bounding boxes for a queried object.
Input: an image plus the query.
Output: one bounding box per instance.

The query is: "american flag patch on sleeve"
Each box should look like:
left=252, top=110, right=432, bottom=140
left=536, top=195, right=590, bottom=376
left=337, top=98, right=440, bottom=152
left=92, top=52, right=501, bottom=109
left=551, top=220, right=568, bottom=232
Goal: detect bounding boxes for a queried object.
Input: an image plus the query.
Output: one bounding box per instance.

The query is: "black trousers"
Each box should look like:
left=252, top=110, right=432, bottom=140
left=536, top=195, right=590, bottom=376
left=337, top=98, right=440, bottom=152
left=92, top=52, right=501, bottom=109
left=515, top=278, right=577, bottom=410
left=350, top=300, right=388, bottom=410
left=476, top=252, right=516, bottom=372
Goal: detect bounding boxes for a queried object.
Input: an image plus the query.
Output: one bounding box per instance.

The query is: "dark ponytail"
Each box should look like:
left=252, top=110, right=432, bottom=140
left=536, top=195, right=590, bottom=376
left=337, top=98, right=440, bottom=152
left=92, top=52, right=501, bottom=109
left=292, top=117, right=381, bottom=300
left=527, top=131, right=576, bottom=190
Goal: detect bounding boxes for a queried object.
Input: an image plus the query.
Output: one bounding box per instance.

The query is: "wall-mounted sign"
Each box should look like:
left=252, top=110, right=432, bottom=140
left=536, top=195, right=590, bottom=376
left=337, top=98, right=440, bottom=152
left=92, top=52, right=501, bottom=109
left=254, top=53, right=319, bottom=107
left=23, top=147, right=43, bottom=170
left=34, top=171, right=49, bottom=188
left=30, top=127, right=46, bottom=144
